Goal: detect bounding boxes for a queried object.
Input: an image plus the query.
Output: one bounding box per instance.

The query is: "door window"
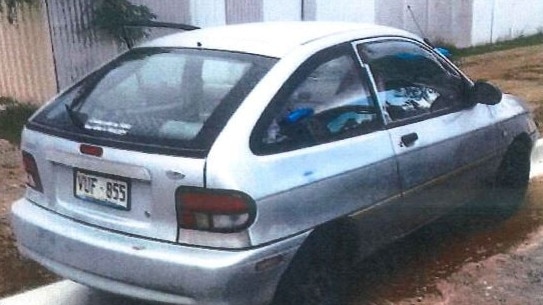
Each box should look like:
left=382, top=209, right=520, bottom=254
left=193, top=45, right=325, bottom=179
left=358, top=40, right=466, bottom=122
left=252, top=46, right=380, bottom=154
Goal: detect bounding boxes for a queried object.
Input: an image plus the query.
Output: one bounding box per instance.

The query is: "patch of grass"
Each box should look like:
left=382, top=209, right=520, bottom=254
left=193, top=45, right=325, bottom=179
left=0, top=97, right=38, bottom=144
left=450, top=33, right=543, bottom=59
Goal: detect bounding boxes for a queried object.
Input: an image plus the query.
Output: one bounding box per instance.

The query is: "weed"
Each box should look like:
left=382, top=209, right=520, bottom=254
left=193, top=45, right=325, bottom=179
left=453, top=33, right=543, bottom=59
left=0, top=97, right=38, bottom=144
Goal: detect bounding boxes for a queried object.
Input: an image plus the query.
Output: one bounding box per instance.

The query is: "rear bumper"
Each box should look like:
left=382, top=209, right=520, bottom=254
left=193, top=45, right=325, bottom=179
left=11, top=198, right=307, bottom=305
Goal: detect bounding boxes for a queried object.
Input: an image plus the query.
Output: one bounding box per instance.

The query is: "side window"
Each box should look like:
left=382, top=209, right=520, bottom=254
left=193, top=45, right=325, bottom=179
left=358, top=40, right=465, bottom=122
left=252, top=48, right=380, bottom=154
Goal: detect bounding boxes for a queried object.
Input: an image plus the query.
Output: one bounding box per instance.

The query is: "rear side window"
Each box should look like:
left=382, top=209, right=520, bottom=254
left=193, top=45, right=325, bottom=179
left=251, top=44, right=381, bottom=155
left=30, top=48, right=276, bottom=156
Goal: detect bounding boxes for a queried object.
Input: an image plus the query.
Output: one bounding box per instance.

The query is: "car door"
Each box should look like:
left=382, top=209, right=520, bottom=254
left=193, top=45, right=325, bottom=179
left=356, top=39, right=503, bottom=231
left=224, top=43, right=405, bottom=247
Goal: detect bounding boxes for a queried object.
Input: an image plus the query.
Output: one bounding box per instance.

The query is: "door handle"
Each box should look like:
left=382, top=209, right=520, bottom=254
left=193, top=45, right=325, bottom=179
left=400, top=132, right=419, bottom=147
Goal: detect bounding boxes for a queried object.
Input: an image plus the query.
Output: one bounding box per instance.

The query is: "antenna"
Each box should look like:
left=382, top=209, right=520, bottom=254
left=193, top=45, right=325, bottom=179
left=406, top=5, right=434, bottom=47
left=406, top=5, right=426, bottom=38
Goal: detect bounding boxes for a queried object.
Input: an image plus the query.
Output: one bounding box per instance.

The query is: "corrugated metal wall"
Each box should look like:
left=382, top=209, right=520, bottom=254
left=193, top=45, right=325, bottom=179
left=310, top=0, right=375, bottom=22
left=225, top=0, right=262, bottom=24
left=131, top=0, right=191, bottom=23
left=375, top=0, right=473, bottom=48
left=2, top=0, right=542, bottom=105
left=0, top=2, right=56, bottom=104
left=262, top=0, right=302, bottom=21
left=0, top=0, right=194, bottom=102
left=45, top=0, right=123, bottom=90
left=45, top=0, right=192, bottom=90
left=472, top=0, right=543, bottom=46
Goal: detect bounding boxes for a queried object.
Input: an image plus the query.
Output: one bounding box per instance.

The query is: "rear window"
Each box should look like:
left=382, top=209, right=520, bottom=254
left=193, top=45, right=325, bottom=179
left=30, top=48, right=276, bottom=156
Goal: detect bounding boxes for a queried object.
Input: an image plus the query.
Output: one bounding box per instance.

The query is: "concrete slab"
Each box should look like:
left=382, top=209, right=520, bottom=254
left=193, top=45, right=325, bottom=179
left=0, top=280, right=159, bottom=305
left=531, top=139, right=543, bottom=177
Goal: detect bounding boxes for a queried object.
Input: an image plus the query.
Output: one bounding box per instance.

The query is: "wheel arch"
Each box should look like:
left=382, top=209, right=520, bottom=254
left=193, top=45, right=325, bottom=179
left=293, top=218, right=361, bottom=264
left=510, top=132, right=533, bottom=148
left=271, top=217, right=360, bottom=304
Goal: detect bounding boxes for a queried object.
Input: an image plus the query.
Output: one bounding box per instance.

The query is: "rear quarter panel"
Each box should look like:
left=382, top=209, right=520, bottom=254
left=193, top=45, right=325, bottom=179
left=204, top=48, right=401, bottom=247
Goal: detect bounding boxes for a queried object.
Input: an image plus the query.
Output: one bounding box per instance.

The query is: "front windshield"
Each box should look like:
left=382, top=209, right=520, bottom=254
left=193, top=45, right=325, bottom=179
left=31, top=48, right=276, bottom=155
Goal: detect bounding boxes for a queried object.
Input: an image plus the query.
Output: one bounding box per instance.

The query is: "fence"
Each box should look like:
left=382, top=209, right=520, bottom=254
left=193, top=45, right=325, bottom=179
left=0, top=2, right=56, bottom=104
left=1, top=0, right=542, bottom=104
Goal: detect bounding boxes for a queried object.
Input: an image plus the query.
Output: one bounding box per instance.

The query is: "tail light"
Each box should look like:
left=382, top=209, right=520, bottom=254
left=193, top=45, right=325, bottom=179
left=176, top=187, right=255, bottom=233
left=22, top=151, right=43, bottom=192
left=80, top=144, right=103, bottom=157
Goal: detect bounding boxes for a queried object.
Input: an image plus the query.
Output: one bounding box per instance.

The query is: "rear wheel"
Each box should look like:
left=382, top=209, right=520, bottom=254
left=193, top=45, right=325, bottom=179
left=272, top=224, right=355, bottom=305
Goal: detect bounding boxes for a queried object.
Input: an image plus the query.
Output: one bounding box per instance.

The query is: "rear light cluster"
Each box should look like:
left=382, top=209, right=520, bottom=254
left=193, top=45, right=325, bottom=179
left=176, top=188, right=255, bottom=233
left=22, top=151, right=43, bottom=192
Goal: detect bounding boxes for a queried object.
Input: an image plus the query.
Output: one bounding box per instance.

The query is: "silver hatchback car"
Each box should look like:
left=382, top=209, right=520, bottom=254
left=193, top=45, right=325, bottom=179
left=11, top=22, right=538, bottom=305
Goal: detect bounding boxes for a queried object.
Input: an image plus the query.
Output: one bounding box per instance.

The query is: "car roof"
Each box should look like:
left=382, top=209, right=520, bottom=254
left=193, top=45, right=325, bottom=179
left=141, top=21, right=421, bottom=58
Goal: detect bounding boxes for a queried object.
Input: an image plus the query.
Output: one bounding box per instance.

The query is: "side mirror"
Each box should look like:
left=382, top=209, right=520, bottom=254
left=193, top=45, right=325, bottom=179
left=469, top=81, right=502, bottom=106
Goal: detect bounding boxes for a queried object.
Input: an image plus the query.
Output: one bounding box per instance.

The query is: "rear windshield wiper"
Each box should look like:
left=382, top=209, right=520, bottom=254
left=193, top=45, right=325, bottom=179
left=65, top=104, right=87, bottom=130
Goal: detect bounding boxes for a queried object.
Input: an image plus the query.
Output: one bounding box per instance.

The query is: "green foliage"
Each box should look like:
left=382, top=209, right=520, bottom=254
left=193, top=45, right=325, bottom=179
left=0, top=0, right=38, bottom=23
left=93, top=0, right=156, bottom=46
left=1, top=0, right=156, bottom=45
left=0, top=97, right=38, bottom=144
left=454, top=33, right=543, bottom=58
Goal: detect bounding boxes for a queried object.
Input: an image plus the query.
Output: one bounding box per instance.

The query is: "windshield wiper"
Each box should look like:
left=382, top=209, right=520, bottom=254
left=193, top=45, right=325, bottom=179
left=65, top=104, right=87, bottom=130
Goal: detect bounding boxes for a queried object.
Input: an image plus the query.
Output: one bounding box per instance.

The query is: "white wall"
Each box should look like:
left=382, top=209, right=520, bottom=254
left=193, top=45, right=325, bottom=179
left=262, top=0, right=301, bottom=22
left=189, top=0, right=226, bottom=27
left=312, top=0, right=375, bottom=23
left=472, top=0, right=543, bottom=45
left=510, top=0, right=543, bottom=37
left=376, top=0, right=474, bottom=48
left=426, top=0, right=473, bottom=48
left=377, top=0, right=543, bottom=47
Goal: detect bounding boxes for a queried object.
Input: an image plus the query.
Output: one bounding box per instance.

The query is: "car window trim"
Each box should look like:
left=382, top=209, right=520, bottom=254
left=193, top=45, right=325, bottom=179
left=350, top=41, right=391, bottom=126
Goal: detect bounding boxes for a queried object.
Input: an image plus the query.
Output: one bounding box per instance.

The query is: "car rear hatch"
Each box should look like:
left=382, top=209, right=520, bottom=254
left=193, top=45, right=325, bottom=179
left=22, top=129, right=205, bottom=242
left=22, top=47, right=275, bottom=242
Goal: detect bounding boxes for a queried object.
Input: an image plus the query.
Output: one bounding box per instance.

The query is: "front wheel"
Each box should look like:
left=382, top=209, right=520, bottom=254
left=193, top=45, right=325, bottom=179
left=496, top=138, right=532, bottom=188
left=484, top=138, right=532, bottom=214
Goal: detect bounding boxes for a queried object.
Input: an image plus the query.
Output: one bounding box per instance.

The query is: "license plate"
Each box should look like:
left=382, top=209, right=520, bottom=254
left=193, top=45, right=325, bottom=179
left=74, top=169, right=130, bottom=210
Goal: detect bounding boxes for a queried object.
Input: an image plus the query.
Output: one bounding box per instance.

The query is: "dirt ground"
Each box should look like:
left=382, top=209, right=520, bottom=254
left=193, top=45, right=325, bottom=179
left=354, top=178, right=543, bottom=305
left=0, top=44, right=543, bottom=302
left=0, top=140, right=58, bottom=297
left=402, top=226, right=543, bottom=305
left=459, top=44, right=543, bottom=122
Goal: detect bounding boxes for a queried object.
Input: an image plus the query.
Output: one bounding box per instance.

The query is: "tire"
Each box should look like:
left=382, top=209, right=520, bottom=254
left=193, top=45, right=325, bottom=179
left=473, top=138, right=532, bottom=218
left=272, top=225, right=354, bottom=305
left=496, top=138, right=532, bottom=189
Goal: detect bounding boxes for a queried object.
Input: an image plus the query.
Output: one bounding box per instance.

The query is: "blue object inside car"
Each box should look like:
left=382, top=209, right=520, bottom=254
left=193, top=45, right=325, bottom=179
left=284, top=107, right=314, bottom=123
